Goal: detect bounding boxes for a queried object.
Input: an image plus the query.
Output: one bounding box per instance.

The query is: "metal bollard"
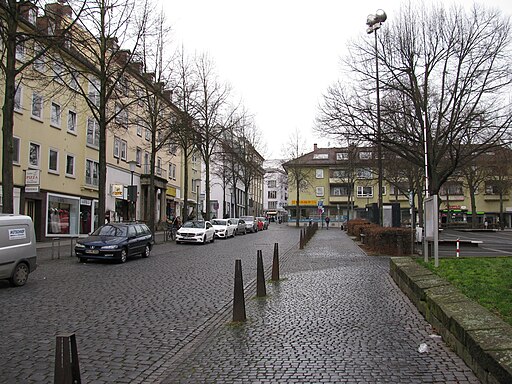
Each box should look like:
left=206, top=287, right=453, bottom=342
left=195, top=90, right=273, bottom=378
left=54, top=333, right=81, bottom=384
left=299, top=229, right=304, bottom=249
left=232, top=259, right=246, bottom=322
left=52, top=238, right=61, bottom=260
left=256, top=250, right=266, bottom=297
left=272, top=243, right=280, bottom=281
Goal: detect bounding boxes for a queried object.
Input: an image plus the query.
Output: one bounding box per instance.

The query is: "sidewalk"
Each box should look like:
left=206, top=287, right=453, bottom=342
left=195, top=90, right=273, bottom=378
left=157, top=228, right=479, bottom=383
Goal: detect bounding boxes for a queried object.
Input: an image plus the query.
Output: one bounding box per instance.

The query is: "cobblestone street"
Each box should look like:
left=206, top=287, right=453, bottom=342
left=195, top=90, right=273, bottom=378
left=0, top=226, right=480, bottom=383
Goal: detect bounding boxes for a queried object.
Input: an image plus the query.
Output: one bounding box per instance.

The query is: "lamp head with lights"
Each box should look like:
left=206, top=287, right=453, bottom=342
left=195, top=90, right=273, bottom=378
left=366, top=9, right=387, bottom=34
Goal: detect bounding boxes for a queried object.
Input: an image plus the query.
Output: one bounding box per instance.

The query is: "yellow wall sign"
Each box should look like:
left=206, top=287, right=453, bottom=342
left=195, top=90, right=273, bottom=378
left=291, top=200, right=317, bottom=205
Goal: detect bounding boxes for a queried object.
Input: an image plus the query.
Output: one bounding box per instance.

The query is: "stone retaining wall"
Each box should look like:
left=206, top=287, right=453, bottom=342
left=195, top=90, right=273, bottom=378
left=390, top=257, right=512, bottom=384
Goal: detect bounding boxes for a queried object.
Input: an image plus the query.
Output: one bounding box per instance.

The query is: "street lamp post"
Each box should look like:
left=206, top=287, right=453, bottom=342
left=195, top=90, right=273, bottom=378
left=128, top=160, right=138, bottom=221
left=366, top=9, right=387, bottom=226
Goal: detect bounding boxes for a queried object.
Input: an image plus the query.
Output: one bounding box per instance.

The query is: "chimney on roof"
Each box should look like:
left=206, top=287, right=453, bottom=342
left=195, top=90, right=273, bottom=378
left=313, top=143, right=317, bottom=151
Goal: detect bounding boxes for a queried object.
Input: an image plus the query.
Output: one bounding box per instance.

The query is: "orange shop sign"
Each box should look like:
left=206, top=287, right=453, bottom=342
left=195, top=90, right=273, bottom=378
left=291, top=200, right=317, bottom=205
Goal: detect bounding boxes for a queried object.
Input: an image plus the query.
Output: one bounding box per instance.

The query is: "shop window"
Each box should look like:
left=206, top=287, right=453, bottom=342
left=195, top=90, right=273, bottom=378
left=47, top=194, right=80, bottom=235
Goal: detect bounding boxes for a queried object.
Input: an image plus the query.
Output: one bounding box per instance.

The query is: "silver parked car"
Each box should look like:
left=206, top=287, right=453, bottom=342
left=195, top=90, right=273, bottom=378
left=229, top=218, right=247, bottom=235
left=240, top=216, right=258, bottom=233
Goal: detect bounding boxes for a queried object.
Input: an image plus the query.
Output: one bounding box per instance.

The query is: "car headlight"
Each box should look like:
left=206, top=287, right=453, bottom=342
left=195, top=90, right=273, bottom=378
left=196, top=231, right=205, bottom=236
left=101, top=244, right=119, bottom=250
left=75, top=243, right=85, bottom=249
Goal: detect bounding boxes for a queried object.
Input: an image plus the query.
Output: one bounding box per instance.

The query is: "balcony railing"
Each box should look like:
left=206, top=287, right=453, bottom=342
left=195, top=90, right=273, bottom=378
left=142, top=163, right=167, bottom=179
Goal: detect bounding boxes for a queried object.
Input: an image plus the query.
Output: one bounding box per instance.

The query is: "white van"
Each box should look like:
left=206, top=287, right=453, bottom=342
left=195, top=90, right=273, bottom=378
left=0, top=214, right=37, bottom=286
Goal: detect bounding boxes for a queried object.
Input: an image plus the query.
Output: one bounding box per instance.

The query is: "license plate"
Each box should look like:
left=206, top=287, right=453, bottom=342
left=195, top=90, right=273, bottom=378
left=85, top=249, right=99, bottom=254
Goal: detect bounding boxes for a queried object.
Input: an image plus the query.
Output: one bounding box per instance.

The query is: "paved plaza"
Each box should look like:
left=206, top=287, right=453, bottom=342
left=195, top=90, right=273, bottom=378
left=157, top=229, right=479, bottom=383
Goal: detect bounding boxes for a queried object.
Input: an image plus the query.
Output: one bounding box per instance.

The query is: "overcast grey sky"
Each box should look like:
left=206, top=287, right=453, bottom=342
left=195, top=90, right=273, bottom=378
left=160, top=0, right=512, bottom=159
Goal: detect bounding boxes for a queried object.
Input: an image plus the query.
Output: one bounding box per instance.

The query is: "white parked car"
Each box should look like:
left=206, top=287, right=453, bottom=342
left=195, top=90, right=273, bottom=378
left=211, top=219, right=236, bottom=238
left=176, top=220, right=215, bottom=244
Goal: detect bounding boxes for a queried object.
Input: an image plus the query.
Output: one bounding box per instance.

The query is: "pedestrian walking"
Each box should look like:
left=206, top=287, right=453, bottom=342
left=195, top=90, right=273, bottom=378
left=325, top=216, right=330, bottom=229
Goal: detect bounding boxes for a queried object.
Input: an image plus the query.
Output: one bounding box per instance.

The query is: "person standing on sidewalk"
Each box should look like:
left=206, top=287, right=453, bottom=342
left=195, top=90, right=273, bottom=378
left=325, top=216, right=330, bottom=229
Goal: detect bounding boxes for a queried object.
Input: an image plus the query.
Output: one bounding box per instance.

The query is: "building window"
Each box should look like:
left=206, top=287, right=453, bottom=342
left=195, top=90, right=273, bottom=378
left=50, top=102, right=61, bottom=127
left=65, top=154, right=75, bottom=177
left=33, top=42, right=44, bottom=72
left=156, top=157, right=162, bottom=176
left=113, top=137, right=120, bottom=158
left=336, top=152, right=348, bottom=160
left=332, top=169, right=349, bottom=178
left=268, top=190, right=277, bottom=199
left=359, top=151, right=372, bottom=160
left=115, top=103, right=128, bottom=127
left=485, top=184, right=500, bottom=195
left=13, top=137, right=20, bottom=165
left=145, top=127, right=151, bottom=141
left=136, top=118, right=143, bottom=136
left=357, top=186, right=373, bottom=197
left=356, top=168, right=373, bottom=179
left=29, top=142, right=40, bottom=168
left=67, top=110, right=77, bottom=133
left=16, top=38, right=25, bottom=61
left=88, top=77, right=100, bottom=107
left=332, top=186, right=349, bottom=196
left=313, top=153, right=328, bottom=160
left=85, top=159, right=99, bottom=187
left=441, top=182, right=464, bottom=196
left=120, top=140, right=127, bottom=161
left=87, top=117, right=100, bottom=148
left=136, top=147, right=142, bottom=165
left=315, top=169, right=324, bottom=179
left=169, top=144, right=177, bottom=155
left=53, top=60, right=63, bottom=83
left=316, top=187, right=324, bottom=197
left=31, top=92, right=43, bottom=120
left=14, top=86, right=22, bottom=112
left=48, top=148, right=59, bottom=173
left=69, top=70, right=79, bottom=91
left=268, top=201, right=277, bottom=209
left=267, top=180, right=276, bottom=188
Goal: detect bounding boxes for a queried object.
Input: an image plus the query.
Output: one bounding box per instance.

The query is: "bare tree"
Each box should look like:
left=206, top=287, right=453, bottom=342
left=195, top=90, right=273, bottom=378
left=459, top=157, right=488, bottom=228
left=281, top=129, right=310, bottom=227
left=169, top=46, right=199, bottom=221
left=317, top=2, right=512, bottom=197
left=63, top=0, right=149, bottom=225
left=192, top=53, right=238, bottom=220
left=485, top=147, right=512, bottom=230
left=0, top=1, right=82, bottom=213
left=136, top=7, right=175, bottom=232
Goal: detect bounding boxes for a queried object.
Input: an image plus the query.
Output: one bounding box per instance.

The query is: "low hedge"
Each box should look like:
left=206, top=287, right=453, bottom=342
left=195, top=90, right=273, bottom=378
left=347, top=219, right=413, bottom=256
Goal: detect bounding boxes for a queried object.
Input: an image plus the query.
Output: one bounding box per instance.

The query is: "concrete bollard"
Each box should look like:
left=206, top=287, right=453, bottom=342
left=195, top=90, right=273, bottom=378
left=272, top=243, right=280, bottom=281
left=54, top=333, right=81, bottom=384
left=232, top=259, right=246, bottom=322
left=256, top=250, right=266, bottom=297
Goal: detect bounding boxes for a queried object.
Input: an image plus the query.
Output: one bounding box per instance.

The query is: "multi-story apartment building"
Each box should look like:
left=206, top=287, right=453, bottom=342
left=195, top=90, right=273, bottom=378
left=209, top=138, right=265, bottom=220
left=263, top=160, right=288, bottom=222
left=283, top=144, right=512, bottom=227
left=0, top=2, right=196, bottom=240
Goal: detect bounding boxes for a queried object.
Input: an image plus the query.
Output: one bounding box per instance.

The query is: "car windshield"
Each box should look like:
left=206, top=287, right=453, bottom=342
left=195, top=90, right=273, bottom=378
left=240, top=216, right=253, bottom=221
left=92, top=225, right=127, bottom=237
left=211, top=219, right=227, bottom=226
left=182, top=221, right=205, bottom=229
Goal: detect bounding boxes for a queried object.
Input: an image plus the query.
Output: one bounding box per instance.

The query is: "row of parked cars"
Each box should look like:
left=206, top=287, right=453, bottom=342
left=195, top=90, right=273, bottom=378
left=73, top=216, right=270, bottom=265
left=175, top=216, right=269, bottom=244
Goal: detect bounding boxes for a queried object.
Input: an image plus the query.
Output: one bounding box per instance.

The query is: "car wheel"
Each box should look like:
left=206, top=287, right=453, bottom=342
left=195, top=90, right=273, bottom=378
left=119, top=248, right=128, bottom=263
left=211, top=234, right=215, bottom=243
left=142, top=244, right=150, bottom=258
left=176, top=240, right=181, bottom=244
left=10, top=262, right=29, bottom=287
left=78, top=257, right=87, bottom=263
left=201, top=235, right=206, bottom=244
